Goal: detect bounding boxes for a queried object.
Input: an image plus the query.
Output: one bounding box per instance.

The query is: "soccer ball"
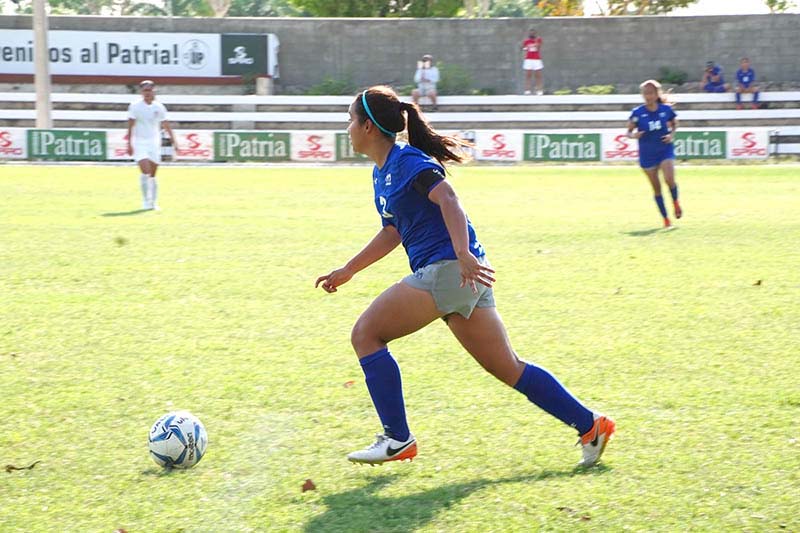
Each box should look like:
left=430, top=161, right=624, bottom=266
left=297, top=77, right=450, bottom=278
left=148, top=411, right=208, bottom=469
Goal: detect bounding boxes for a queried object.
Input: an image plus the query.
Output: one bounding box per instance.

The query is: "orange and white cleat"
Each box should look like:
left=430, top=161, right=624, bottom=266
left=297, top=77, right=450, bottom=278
left=347, top=433, right=417, bottom=465
left=663, top=217, right=672, bottom=228
left=673, top=200, right=683, bottom=219
left=578, top=414, right=616, bottom=467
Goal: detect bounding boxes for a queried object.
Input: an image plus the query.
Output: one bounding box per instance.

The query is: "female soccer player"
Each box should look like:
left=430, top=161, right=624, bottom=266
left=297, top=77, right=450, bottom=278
left=315, top=85, right=615, bottom=467
left=627, top=79, right=682, bottom=228
left=126, top=80, right=177, bottom=211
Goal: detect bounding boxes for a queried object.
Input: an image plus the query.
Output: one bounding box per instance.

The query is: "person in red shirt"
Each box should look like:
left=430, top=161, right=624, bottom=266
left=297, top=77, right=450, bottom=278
left=521, top=28, right=544, bottom=95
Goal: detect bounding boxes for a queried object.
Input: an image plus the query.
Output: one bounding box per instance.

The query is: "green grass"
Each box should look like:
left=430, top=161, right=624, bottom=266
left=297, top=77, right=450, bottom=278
left=1, top=164, right=799, bottom=532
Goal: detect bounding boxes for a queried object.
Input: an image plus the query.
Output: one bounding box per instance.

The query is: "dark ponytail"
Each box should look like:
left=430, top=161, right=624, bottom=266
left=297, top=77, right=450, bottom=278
left=399, top=101, right=470, bottom=166
left=354, top=85, right=472, bottom=168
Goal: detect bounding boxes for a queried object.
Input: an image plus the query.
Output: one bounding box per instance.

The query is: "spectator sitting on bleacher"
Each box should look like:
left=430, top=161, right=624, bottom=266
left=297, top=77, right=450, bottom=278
left=735, top=57, right=760, bottom=110
left=412, top=54, right=439, bottom=110
left=702, top=61, right=730, bottom=93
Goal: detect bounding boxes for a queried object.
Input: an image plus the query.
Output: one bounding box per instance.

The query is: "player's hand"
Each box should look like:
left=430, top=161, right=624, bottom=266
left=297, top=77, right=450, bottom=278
left=661, top=133, right=674, bottom=143
left=126, top=144, right=133, bottom=156
left=457, top=253, right=496, bottom=294
left=628, top=130, right=643, bottom=140
left=315, top=267, right=355, bottom=293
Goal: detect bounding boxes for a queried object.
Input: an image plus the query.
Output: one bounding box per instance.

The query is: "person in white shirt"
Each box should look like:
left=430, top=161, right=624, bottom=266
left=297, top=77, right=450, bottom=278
left=126, top=80, right=177, bottom=210
left=412, top=54, right=440, bottom=110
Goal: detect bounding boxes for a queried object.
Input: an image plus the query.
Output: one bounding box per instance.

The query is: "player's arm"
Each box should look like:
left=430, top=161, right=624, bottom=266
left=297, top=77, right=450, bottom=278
left=161, top=120, right=178, bottom=151
left=126, top=118, right=135, bottom=156
left=627, top=118, right=643, bottom=139
left=427, top=177, right=495, bottom=291
left=662, top=118, right=677, bottom=143
left=315, top=225, right=402, bottom=293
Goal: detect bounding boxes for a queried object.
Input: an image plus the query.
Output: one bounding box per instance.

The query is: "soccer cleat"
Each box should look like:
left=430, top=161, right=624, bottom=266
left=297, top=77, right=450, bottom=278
left=578, top=414, right=616, bottom=467
left=673, top=200, right=682, bottom=219
left=524, top=90, right=532, bottom=95
left=663, top=217, right=672, bottom=228
left=347, top=433, right=417, bottom=465
left=536, top=90, right=544, bottom=96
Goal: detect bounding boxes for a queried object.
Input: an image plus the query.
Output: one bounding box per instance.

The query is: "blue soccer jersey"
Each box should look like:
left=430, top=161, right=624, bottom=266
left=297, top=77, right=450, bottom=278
left=737, top=68, right=755, bottom=88
left=629, top=103, right=677, bottom=168
left=373, top=143, right=485, bottom=271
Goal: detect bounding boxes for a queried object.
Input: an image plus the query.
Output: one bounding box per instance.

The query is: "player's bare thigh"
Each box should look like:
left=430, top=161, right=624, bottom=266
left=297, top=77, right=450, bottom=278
left=351, top=282, right=442, bottom=358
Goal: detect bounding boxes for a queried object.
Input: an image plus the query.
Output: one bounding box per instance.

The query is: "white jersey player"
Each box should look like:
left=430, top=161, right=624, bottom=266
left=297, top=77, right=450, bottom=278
left=126, top=80, right=177, bottom=210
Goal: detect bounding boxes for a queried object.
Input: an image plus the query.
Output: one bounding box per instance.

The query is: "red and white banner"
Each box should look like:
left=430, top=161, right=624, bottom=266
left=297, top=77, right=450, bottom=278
left=290, top=132, right=335, bottom=162
left=174, top=131, right=214, bottom=160
left=474, top=130, right=523, bottom=161
left=0, top=127, right=27, bottom=159
left=601, top=131, right=638, bottom=162
left=727, top=128, right=769, bottom=159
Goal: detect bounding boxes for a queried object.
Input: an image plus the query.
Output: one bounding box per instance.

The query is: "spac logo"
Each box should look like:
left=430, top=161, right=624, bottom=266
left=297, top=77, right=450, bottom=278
left=482, top=134, right=516, bottom=159
left=605, top=134, right=638, bottom=159
left=0, top=130, right=23, bottom=156
left=297, top=135, right=333, bottom=159
left=732, top=131, right=767, bottom=157
left=177, top=133, right=211, bottom=158
left=113, top=132, right=130, bottom=157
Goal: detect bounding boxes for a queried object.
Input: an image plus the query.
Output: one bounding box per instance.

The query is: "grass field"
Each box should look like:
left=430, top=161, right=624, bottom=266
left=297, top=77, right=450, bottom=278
left=1, top=163, right=799, bottom=532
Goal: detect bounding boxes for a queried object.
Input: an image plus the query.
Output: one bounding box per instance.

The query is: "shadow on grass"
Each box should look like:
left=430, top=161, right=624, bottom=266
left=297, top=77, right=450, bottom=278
left=101, top=209, right=151, bottom=217
left=304, top=466, right=609, bottom=533
left=622, top=226, right=680, bottom=237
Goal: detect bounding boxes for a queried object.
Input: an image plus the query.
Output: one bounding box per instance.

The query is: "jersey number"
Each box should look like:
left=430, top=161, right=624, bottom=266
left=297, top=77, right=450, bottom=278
left=648, top=120, right=663, bottom=132
left=379, top=196, right=394, bottom=219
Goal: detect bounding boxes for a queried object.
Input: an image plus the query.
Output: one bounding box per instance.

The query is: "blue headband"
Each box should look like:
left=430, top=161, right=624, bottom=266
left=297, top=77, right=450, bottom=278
left=361, top=90, right=395, bottom=137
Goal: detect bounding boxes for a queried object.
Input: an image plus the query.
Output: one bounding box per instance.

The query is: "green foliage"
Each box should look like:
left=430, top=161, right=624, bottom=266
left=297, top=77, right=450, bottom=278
left=436, top=62, right=474, bottom=96
left=553, top=87, right=573, bottom=95
left=576, top=84, right=615, bottom=95
left=227, top=0, right=304, bottom=16
left=765, top=0, right=796, bottom=12
left=287, top=0, right=461, bottom=17
left=658, top=66, right=689, bottom=86
left=605, top=0, right=699, bottom=15
left=488, top=0, right=546, bottom=17
left=1, top=165, right=800, bottom=531
left=305, top=72, right=357, bottom=95
left=126, top=0, right=214, bottom=16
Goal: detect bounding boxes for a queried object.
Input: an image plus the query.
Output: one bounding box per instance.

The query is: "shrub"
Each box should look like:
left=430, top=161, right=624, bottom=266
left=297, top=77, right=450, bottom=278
left=576, top=84, right=615, bottom=95
left=436, top=62, right=473, bottom=96
left=553, top=88, right=572, bottom=95
left=305, top=72, right=357, bottom=95
left=658, top=67, right=689, bottom=86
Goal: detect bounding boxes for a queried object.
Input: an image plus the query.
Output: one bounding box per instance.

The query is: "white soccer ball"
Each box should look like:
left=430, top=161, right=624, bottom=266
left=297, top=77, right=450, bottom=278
left=148, top=411, right=208, bottom=469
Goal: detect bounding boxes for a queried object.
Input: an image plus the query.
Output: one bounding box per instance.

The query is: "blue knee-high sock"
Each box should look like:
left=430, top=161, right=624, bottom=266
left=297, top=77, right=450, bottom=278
left=654, top=195, right=668, bottom=218
left=753, top=91, right=760, bottom=104
left=514, top=363, right=594, bottom=434
left=359, top=347, right=410, bottom=441
left=736, top=92, right=742, bottom=104
left=669, top=185, right=679, bottom=202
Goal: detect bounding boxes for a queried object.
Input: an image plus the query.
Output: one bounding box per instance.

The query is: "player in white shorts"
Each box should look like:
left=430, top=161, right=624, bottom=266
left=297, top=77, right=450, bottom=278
left=126, top=80, right=177, bottom=210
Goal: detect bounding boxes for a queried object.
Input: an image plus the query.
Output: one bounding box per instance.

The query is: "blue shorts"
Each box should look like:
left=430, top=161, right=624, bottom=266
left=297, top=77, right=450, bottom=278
left=639, top=143, right=675, bottom=169
left=704, top=82, right=726, bottom=93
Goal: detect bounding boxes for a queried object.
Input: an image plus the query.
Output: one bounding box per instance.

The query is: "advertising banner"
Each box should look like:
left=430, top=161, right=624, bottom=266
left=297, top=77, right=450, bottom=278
left=0, top=127, right=27, bottom=159
left=220, top=34, right=268, bottom=77
left=475, top=131, right=523, bottom=161
left=214, top=131, right=290, bottom=162
left=1, top=30, right=221, bottom=77
left=27, top=129, right=107, bottom=161
left=726, top=128, right=769, bottom=159
left=291, top=132, right=335, bottom=162
left=673, top=131, right=726, bottom=159
left=106, top=129, right=130, bottom=160
left=524, top=132, right=601, bottom=162
left=174, top=131, right=214, bottom=160
left=335, top=133, right=369, bottom=161
left=601, top=131, right=638, bottom=162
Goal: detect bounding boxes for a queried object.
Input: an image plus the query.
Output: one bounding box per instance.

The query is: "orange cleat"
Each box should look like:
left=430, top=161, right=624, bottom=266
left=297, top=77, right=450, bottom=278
left=674, top=200, right=682, bottom=219
left=578, top=414, right=616, bottom=467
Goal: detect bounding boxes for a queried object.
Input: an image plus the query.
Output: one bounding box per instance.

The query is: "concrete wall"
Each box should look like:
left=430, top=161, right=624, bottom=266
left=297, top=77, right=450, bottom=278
left=1, top=14, right=799, bottom=94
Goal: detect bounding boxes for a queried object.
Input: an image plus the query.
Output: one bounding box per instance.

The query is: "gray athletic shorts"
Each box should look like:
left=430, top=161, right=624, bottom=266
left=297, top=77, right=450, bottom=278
left=402, top=256, right=495, bottom=320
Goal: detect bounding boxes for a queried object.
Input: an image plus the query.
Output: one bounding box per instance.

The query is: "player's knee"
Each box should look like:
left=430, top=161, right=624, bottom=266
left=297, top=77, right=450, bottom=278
left=350, top=317, right=379, bottom=353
